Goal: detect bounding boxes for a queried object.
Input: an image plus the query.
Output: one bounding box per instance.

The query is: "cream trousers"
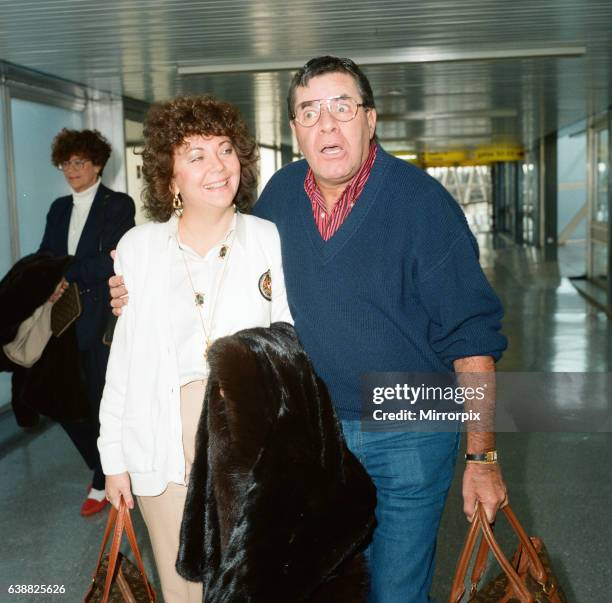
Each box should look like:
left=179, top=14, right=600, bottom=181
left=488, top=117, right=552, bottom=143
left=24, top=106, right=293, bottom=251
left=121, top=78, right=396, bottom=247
left=137, top=379, right=205, bottom=603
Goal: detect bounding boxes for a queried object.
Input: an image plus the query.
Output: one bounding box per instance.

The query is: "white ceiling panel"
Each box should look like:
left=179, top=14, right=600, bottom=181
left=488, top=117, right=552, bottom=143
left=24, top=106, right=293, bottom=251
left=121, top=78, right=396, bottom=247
left=0, top=0, right=610, bottom=150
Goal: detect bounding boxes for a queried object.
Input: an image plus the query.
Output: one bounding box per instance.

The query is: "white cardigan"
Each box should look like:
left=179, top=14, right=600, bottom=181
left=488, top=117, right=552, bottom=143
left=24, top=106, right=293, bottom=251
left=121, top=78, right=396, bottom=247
left=98, top=213, right=293, bottom=496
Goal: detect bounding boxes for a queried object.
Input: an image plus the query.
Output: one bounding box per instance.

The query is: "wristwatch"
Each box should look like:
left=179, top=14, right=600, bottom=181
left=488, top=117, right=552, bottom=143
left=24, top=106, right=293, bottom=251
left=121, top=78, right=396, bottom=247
left=465, top=450, right=498, bottom=463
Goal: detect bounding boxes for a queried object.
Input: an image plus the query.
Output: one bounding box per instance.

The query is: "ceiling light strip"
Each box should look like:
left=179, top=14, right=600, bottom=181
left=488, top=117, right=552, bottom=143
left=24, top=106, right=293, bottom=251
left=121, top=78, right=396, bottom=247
left=178, top=46, right=586, bottom=75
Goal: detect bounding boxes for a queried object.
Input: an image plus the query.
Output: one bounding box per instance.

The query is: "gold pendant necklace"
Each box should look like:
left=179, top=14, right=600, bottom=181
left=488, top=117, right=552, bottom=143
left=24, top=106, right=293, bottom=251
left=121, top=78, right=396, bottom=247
left=180, top=230, right=235, bottom=360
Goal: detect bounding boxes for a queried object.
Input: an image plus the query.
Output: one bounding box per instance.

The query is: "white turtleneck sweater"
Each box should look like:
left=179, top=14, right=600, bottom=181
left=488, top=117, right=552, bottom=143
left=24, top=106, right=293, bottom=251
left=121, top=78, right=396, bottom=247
left=68, top=179, right=101, bottom=255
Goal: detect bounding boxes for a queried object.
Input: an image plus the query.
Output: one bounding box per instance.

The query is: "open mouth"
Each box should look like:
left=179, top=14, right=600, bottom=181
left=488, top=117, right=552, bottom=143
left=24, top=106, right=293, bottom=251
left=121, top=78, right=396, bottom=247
left=320, top=144, right=343, bottom=156
left=203, top=179, right=229, bottom=190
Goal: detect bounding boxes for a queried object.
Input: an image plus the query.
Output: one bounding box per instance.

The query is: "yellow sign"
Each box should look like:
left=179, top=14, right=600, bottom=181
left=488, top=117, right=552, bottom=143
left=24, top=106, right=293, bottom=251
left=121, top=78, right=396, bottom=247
left=474, top=145, right=524, bottom=163
left=392, top=151, right=419, bottom=164
left=393, top=145, right=525, bottom=167
left=421, top=151, right=467, bottom=166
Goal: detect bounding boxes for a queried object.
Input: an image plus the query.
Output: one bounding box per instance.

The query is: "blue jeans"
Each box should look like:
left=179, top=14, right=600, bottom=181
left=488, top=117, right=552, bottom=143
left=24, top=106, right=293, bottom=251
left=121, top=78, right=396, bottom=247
left=341, top=421, right=460, bottom=603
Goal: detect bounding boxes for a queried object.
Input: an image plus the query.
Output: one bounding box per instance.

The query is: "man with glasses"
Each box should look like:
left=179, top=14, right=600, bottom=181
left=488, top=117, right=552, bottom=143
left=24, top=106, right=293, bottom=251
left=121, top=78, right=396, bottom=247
left=109, top=57, right=507, bottom=602
left=253, top=56, right=508, bottom=602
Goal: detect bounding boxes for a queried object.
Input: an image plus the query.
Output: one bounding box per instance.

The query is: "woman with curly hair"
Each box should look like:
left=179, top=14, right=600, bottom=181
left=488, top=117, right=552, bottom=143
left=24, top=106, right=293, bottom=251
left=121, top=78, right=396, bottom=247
left=98, top=95, right=292, bottom=602
left=39, top=128, right=135, bottom=517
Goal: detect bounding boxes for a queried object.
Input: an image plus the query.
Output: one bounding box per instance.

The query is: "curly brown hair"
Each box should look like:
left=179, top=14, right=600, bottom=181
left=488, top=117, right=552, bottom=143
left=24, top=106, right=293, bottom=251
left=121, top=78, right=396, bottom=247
left=51, top=129, right=112, bottom=175
left=142, top=95, right=259, bottom=222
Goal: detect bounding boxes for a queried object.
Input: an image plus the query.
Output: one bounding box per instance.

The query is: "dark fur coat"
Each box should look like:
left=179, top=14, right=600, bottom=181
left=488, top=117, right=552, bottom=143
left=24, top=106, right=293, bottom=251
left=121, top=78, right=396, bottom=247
left=176, top=322, right=377, bottom=602
left=0, top=252, right=87, bottom=423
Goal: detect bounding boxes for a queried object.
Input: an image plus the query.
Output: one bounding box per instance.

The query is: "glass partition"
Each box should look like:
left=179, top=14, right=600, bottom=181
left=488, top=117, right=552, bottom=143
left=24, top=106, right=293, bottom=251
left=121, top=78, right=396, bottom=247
left=520, top=150, right=539, bottom=245
left=595, top=128, right=609, bottom=223
left=1, top=98, right=83, bottom=408
left=0, top=92, right=11, bottom=406
left=588, top=121, right=609, bottom=288
left=11, top=98, right=83, bottom=256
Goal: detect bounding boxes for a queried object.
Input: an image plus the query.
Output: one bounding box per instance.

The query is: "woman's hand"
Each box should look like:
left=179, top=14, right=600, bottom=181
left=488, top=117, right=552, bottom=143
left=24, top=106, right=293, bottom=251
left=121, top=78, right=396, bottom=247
left=48, top=278, right=69, bottom=304
left=105, top=472, right=134, bottom=510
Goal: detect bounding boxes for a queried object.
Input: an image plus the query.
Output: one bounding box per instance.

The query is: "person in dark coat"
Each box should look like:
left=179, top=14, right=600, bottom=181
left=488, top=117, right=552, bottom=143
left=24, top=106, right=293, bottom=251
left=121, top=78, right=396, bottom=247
left=0, top=253, right=88, bottom=426
left=38, top=128, right=135, bottom=516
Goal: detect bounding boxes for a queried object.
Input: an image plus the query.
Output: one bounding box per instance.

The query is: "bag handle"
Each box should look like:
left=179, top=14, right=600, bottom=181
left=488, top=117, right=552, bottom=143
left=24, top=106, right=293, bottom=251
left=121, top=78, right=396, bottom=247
left=449, top=503, right=535, bottom=603
left=469, top=505, right=550, bottom=591
left=85, top=498, right=155, bottom=603
left=469, top=529, right=490, bottom=589
left=501, top=505, right=547, bottom=583
left=467, top=507, right=532, bottom=592
left=449, top=513, right=482, bottom=602
left=85, top=503, right=119, bottom=600
left=102, top=500, right=127, bottom=602
left=120, top=500, right=156, bottom=602
left=476, top=505, right=534, bottom=602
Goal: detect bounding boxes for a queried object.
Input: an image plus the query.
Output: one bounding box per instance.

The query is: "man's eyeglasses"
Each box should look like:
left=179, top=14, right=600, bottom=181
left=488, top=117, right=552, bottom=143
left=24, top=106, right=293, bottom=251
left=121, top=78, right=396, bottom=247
left=292, top=96, right=367, bottom=127
left=58, top=159, right=90, bottom=171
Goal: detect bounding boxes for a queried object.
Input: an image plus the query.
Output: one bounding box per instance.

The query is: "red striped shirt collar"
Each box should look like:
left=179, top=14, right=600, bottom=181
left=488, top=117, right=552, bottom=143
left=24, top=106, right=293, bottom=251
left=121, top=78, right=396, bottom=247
left=304, top=142, right=377, bottom=241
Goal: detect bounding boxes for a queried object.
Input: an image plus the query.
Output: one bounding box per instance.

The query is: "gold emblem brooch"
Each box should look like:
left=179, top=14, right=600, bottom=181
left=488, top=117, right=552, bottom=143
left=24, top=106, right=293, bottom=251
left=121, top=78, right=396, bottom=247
left=258, top=269, right=272, bottom=301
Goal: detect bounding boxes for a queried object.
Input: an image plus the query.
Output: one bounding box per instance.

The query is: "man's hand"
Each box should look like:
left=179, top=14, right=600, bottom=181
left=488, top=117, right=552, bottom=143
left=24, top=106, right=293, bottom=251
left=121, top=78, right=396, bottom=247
left=462, top=462, right=508, bottom=523
left=105, top=472, right=134, bottom=510
left=454, top=354, right=507, bottom=523
left=49, top=277, right=69, bottom=304
left=109, top=249, right=128, bottom=316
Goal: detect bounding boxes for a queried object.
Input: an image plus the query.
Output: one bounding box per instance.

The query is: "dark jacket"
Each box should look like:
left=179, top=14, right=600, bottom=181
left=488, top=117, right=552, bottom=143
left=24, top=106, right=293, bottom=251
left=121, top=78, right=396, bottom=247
left=0, top=253, right=87, bottom=422
left=176, top=322, right=377, bottom=603
left=38, top=183, right=135, bottom=350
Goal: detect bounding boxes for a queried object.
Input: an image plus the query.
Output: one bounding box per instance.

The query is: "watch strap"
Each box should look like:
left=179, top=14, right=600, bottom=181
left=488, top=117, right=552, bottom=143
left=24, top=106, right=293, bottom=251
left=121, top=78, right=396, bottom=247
left=465, top=450, right=498, bottom=463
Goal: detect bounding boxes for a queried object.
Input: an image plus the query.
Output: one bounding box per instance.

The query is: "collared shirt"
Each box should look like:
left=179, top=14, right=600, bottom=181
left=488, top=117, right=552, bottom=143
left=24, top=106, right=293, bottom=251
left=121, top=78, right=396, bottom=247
left=304, top=143, right=377, bottom=240
left=168, top=213, right=236, bottom=385
left=68, top=179, right=101, bottom=254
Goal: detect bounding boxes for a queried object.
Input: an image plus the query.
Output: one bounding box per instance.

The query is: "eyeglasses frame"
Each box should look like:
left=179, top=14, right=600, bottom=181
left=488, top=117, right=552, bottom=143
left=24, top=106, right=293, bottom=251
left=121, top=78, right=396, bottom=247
left=58, top=158, right=92, bottom=172
left=291, top=96, right=369, bottom=127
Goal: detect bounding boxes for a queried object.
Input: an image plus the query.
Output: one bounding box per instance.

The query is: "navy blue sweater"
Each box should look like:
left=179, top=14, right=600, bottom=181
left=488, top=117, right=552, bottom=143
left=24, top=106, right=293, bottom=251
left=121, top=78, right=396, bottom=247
left=253, top=147, right=507, bottom=419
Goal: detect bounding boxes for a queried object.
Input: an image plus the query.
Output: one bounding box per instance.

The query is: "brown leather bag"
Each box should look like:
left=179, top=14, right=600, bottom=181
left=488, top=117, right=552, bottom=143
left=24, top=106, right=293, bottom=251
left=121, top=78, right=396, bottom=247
left=51, top=281, right=81, bottom=337
left=84, top=499, right=156, bottom=603
left=449, top=503, right=566, bottom=603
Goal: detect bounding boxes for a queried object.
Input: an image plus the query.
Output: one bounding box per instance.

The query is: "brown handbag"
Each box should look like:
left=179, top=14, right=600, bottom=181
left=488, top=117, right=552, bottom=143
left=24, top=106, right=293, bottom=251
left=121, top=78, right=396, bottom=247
left=449, top=503, right=567, bottom=603
left=84, top=499, right=157, bottom=603
left=51, top=281, right=81, bottom=337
